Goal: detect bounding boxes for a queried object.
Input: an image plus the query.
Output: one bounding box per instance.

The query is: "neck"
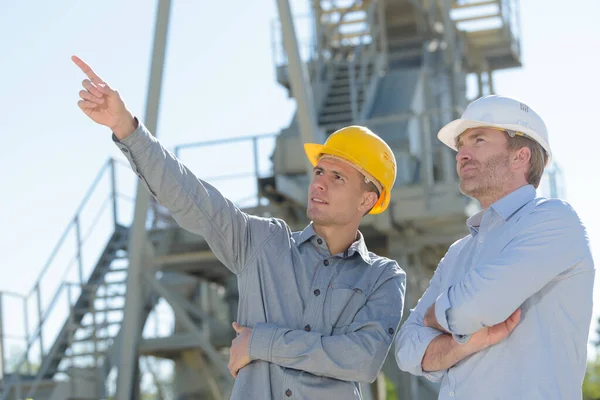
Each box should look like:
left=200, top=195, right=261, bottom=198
left=479, top=180, right=529, bottom=209
left=313, top=222, right=360, bottom=255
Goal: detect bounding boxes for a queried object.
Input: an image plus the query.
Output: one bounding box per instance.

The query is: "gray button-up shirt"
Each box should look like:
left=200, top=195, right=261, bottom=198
left=395, top=184, right=595, bottom=399
left=114, top=121, right=406, bottom=399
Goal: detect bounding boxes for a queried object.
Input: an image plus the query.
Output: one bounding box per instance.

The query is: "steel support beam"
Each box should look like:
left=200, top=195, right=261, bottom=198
left=115, top=0, right=172, bottom=398
left=143, top=272, right=233, bottom=383
left=275, top=0, right=324, bottom=176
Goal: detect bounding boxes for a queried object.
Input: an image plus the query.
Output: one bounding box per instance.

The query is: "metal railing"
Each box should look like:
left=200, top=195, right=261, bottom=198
left=270, top=0, right=386, bottom=119
left=0, top=157, right=148, bottom=399
left=174, top=133, right=279, bottom=209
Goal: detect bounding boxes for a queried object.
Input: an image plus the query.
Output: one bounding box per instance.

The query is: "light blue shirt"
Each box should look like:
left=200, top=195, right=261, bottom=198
left=395, top=185, right=595, bottom=399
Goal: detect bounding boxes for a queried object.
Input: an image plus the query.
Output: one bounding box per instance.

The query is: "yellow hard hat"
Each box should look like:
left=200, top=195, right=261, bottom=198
left=304, top=125, right=396, bottom=214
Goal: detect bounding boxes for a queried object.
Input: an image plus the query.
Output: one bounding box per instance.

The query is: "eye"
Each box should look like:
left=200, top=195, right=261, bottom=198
left=334, top=174, right=344, bottom=181
left=475, top=137, right=485, bottom=143
left=315, top=169, right=323, bottom=176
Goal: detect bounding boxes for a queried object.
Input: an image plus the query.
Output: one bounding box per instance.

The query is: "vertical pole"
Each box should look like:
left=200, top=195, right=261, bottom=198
left=23, top=297, right=31, bottom=374
left=348, top=56, right=358, bottom=121
left=116, top=1, right=172, bottom=398
left=110, top=159, right=118, bottom=227
left=75, top=216, right=84, bottom=285
left=275, top=0, right=324, bottom=177
left=36, top=284, right=44, bottom=359
left=253, top=137, right=261, bottom=204
left=377, top=0, right=389, bottom=66
left=0, top=293, right=5, bottom=379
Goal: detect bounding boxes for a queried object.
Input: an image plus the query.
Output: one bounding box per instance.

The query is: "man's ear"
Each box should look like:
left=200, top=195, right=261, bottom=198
left=359, top=191, right=378, bottom=214
left=513, top=146, right=531, bottom=169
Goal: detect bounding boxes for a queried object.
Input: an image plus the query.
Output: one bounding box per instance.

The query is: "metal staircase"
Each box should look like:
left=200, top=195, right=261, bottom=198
left=0, top=160, right=166, bottom=399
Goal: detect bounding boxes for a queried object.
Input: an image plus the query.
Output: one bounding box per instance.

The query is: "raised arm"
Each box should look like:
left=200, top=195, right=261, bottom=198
left=72, top=55, right=277, bottom=275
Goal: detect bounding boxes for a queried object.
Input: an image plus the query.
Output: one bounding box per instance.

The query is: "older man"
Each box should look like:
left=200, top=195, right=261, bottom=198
left=395, top=95, right=595, bottom=399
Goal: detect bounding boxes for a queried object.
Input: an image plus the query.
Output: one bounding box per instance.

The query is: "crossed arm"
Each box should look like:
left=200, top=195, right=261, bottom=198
left=229, top=273, right=406, bottom=382
left=396, top=202, right=588, bottom=380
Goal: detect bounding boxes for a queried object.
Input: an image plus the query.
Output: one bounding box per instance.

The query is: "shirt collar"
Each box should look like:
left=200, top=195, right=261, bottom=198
left=466, top=184, right=536, bottom=234
left=297, top=223, right=372, bottom=264
left=298, top=222, right=318, bottom=245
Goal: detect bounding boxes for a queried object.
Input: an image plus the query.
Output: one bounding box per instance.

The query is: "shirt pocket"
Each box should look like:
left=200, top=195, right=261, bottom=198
left=328, top=282, right=368, bottom=330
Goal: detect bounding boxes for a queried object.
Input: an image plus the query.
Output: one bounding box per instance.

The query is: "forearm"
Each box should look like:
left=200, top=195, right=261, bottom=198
left=249, top=323, right=394, bottom=383
left=395, top=322, right=446, bottom=382
left=421, top=333, right=479, bottom=372
left=436, top=204, right=589, bottom=335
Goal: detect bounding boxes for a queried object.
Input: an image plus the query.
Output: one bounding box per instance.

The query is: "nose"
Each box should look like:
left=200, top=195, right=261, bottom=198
left=310, top=174, right=326, bottom=192
left=456, top=146, right=472, bottom=163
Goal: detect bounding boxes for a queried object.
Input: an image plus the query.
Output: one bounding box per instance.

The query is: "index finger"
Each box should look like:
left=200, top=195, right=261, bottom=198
left=71, top=55, right=104, bottom=84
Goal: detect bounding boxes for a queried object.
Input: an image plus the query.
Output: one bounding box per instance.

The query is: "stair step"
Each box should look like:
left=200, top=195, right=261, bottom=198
left=320, top=103, right=353, bottom=115
left=106, top=267, right=128, bottom=273
left=388, top=48, right=423, bottom=61
left=74, top=306, right=124, bottom=315
left=319, top=112, right=354, bottom=124
left=63, top=351, right=107, bottom=359
left=325, top=93, right=365, bottom=106
left=387, top=36, right=423, bottom=49
left=68, top=320, right=122, bottom=331
left=72, top=335, right=115, bottom=344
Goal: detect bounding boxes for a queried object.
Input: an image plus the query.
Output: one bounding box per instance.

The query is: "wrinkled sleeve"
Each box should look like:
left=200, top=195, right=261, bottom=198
left=248, top=269, right=406, bottom=383
left=435, top=200, right=593, bottom=335
left=113, top=119, right=279, bottom=275
left=395, top=252, right=452, bottom=382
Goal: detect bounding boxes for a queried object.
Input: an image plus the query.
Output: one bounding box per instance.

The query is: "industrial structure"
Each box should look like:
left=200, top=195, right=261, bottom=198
left=0, top=0, right=560, bottom=399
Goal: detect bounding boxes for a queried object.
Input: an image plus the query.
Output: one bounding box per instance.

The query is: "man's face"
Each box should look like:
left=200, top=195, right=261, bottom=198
left=306, top=157, right=370, bottom=227
left=455, top=127, right=513, bottom=200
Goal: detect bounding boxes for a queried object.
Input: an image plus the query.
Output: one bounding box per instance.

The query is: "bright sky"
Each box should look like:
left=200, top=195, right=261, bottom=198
left=1, top=0, right=599, bottom=365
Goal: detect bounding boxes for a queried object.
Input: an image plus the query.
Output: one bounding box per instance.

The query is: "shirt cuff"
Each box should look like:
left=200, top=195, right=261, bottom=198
left=111, top=117, right=153, bottom=157
left=248, top=323, right=278, bottom=363
left=435, top=291, right=471, bottom=344
left=434, top=290, right=452, bottom=333
left=416, top=328, right=447, bottom=382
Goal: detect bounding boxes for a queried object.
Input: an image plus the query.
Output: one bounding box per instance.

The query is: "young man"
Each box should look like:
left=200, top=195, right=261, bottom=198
left=72, top=55, right=406, bottom=399
left=395, top=94, right=595, bottom=399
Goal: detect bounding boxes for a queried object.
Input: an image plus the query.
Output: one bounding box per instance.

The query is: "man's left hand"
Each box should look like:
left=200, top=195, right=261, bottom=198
left=228, top=322, right=253, bottom=378
left=424, top=304, right=449, bottom=333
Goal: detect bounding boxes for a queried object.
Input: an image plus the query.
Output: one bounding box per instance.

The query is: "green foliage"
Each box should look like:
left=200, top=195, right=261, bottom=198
left=584, top=355, right=600, bottom=400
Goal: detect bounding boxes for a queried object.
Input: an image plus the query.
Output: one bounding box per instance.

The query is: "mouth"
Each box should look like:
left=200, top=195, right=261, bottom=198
left=460, top=165, right=477, bottom=175
left=311, top=197, right=328, bottom=205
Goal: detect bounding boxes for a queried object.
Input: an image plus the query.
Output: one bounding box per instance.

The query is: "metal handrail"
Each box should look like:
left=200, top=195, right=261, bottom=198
left=0, top=157, right=135, bottom=400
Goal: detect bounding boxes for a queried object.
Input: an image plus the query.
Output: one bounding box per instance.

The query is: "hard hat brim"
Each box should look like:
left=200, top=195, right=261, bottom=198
left=437, top=119, right=553, bottom=165
left=304, top=142, right=390, bottom=214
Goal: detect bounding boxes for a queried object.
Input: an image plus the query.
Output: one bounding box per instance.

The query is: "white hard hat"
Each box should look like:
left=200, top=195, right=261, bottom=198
left=437, top=95, right=552, bottom=165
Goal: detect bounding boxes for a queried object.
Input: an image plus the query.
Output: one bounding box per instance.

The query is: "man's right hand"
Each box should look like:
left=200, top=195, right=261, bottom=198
left=72, top=55, right=137, bottom=140
left=468, top=308, right=521, bottom=352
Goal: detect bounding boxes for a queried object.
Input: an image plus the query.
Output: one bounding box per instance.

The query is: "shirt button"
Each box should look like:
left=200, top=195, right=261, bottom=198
left=449, top=391, right=454, bottom=397
left=304, top=324, right=311, bottom=332
left=313, top=289, right=320, bottom=296
left=323, top=259, right=329, bottom=266
left=285, top=389, right=292, bottom=397
left=388, top=327, right=394, bottom=335
left=478, top=237, right=484, bottom=243
left=121, top=147, right=129, bottom=153
left=317, top=238, right=323, bottom=244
